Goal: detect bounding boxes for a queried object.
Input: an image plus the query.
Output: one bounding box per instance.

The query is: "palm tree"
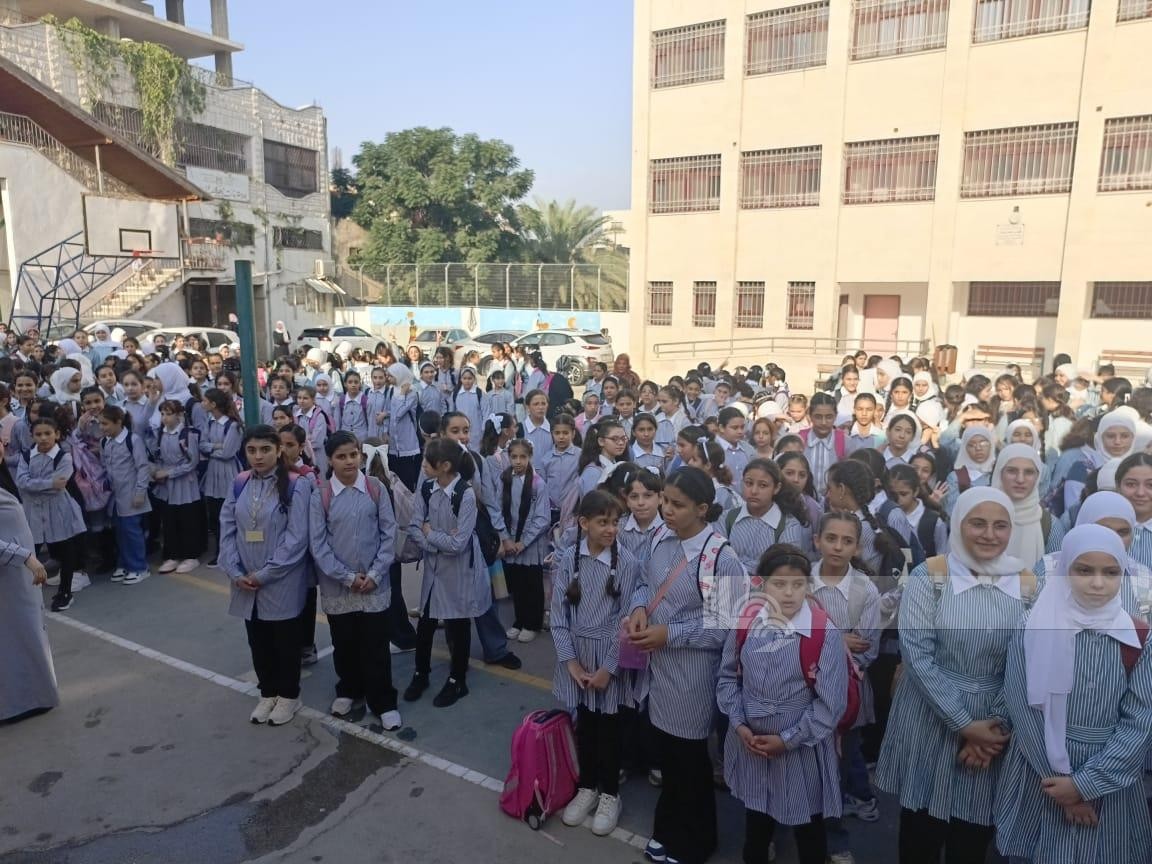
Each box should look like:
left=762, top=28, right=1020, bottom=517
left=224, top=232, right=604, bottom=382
left=518, top=198, right=608, bottom=263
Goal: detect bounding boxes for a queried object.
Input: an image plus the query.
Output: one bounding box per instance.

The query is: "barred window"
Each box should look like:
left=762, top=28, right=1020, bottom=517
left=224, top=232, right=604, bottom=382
left=693, top=282, right=718, bottom=327
left=851, top=0, right=951, bottom=60
left=961, top=123, right=1077, bottom=198
left=263, top=140, right=319, bottom=198
left=1091, top=282, right=1152, bottom=319
left=735, top=282, right=766, bottom=328
left=973, top=0, right=1090, bottom=43
left=1099, top=116, right=1152, bottom=192
left=647, top=281, right=674, bottom=326
left=786, top=282, right=816, bottom=330
left=273, top=226, right=324, bottom=250
left=967, top=281, right=1061, bottom=316
left=650, top=155, right=722, bottom=214
left=652, top=20, right=726, bottom=89
left=188, top=217, right=255, bottom=247
left=842, top=136, right=939, bottom=204
left=1118, top=0, right=1152, bottom=21
left=746, top=3, right=829, bottom=75
left=93, top=103, right=250, bottom=174
left=741, top=146, right=822, bottom=208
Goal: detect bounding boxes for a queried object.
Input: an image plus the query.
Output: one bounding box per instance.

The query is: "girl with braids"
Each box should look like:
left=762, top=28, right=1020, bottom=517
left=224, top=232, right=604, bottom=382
left=552, top=490, right=641, bottom=837
left=617, top=464, right=664, bottom=566
left=219, top=425, right=314, bottom=726
left=494, top=439, right=551, bottom=644
left=627, top=413, right=662, bottom=474
left=777, top=451, right=823, bottom=555
left=654, top=385, right=687, bottom=460
left=887, top=464, right=948, bottom=560
left=824, top=460, right=897, bottom=585
left=686, top=437, right=742, bottom=512
left=200, top=388, right=243, bottom=566
left=578, top=418, right=628, bottom=497
left=720, top=457, right=809, bottom=572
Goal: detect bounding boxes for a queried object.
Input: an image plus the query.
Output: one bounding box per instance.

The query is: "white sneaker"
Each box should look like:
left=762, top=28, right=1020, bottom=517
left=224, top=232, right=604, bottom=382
left=330, top=697, right=360, bottom=717
left=158, top=559, right=178, bottom=573
left=591, top=793, right=621, bottom=836
left=250, top=697, right=277, bottom=724
left=268, top=697, right=301, bottom=726
left=647, top=769, right=663, bottom=787
left=122, top=570, right=151, bottom=585
left=45, top=574, right=61, bottom=587
left=389, top=643, right=414, bottom=654
left=109, top=568, right=127, bottom=583
left=380, top=710, right=402, bottom=731
left=562, top=787, right=600, bottom=827
left=517, top=629, right=537, bottom=644
left=72, top=571, right=91, bottom=592
left=828, top=852, right=854, bottom=864
left=176, top=559, right=199, bottom=573
left=505, top=627, right=521, bottom=640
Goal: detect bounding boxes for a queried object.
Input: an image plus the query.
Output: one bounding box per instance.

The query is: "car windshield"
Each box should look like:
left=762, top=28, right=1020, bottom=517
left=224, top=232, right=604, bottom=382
left=414, top=330, right=452, bottom=341
left=300, top=328, right=329, bottom=338
left=580, top=334, right=609, bottom=345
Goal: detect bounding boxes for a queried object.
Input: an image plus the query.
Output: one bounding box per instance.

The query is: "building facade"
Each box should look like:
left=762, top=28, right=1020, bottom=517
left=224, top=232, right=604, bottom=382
left=629, top=0, right=1152, bottom=384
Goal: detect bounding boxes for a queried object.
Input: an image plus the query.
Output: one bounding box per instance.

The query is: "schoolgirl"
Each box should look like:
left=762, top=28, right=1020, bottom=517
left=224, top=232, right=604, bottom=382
left=493, top=438, right=551, bottom=643
left=220, top=424, right=314, bottom=726
left=575, top=391, right=602, bottom=437
left=1040, top=382, right=1077, bottom=463
left=99, top=406, right=151, bottom=585
left=365, top=366, right=391, bottom=440
left=845, top=393, right=886, bottom=455
left=638, top=380, right=660, bottom=415
left=335, top=371, right=371, bottom=441
left=911, top=371, right=939, bottom=408
left=751, top=416, right=776, bottom=459
left=617, top=464, right=664, bottom=566
left=882, top=412, right=921, bottom=468
left=519, top=389, right=553, bottom=460
left=403, top=438, right=492, bottom=708
left=653, top=386, right=687, bottom=458
left=361, top=442, right=418, bottom=653
left=715, top=406, right=754, bottom=486
left=119, top=370, right=155, bottom=432
left=294, top=385, right=331, bottom=478
left=453, top=367, right=486, bottom=437
left=309, top=431, right=402, bottom=730
left=882, top=376, right=915, bottom=423
left=49, top=367, right=83, bottom=419
left=553, top=490, right=641, bottom=837
left=799, top=393, right=842, bottom=498
left=485, top=369, right=515, bottom=419
left=682, top=376, right=709, bottom=424
left=1061, top=411, right=1138, bottom=514
left=686, top=437, right=742, bottom=512
left=270, top=405, right=295, bottom=432
left=994, top=524, right=1152, bottom=864
left=17, top=416, right=87, bottom=611
left=96, top=365, right=124, bottom=408
left=776, top=451, right=824, bottom=551
left=600, top=377, right=620, bottom=416
left=887, top=464, right=948, bottom=560
left=941, top=426, right=996, bottom=516
left=991, top=444, right=1060, bottom=567
left=719, top=457, right=807, bottom=571
left=1117, top=453, right=1152, bottom=572
left=876, top=487, right=1032, bottom=864
left=624, top=466, right=747, bottom=864
left=200, top=388, right=243, bottom=567
left=578, top=419, right=628, bottom=497
left=716, top=544, right=848, bottom=864
left=627, top=413, right=662, bottom=474
left=415, top=362, right=442, bottom=416
left=431, top=346, right=458, bottom=408
left=375, top=363, right=420, bottom=492
left=150, top=399, right=204, bottom=574
left=12, top=370, right=38, bottom=422
left=539, top=413, right=580, bottom=526
left=313, top=373, right=337, bottom=417
left=6, top=390, right=41, bottom=473
left=668, top=424, right=707, bottom=476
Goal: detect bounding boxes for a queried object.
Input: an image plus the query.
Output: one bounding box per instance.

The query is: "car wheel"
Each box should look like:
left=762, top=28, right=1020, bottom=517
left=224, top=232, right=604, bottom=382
left=560, top=358, right=587, bottom=386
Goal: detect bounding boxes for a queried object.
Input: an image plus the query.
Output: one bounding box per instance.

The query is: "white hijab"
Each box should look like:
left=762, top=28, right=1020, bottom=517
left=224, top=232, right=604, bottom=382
left=66, top=353, right=95, bottom=388
left=148, top=363, right=194, bottom=429
left=1004, top=419, right=1041, bottom=453
left=50, top=367, right=83, bottom=404
left=955, top=426, right=997, bottom=476
left=387, top=362, right=414, bottom=389
left=1024, top=524, right=1137, bottom=774
left=947, top=487, right=1024, bottom=579
left=1097, top=458, right=1124, bottom=492
left=1075, top=490, right=1136, bottom=532
left=912, top=370, right=938, bottom=400
left=991, top=444, right=1045, bottom=567
left=1094, top=411, right=1138, bottom=462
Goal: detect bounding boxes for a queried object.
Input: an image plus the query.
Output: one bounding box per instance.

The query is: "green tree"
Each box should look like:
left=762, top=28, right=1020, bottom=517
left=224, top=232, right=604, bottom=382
left=517, top=198, right=608, bottom=263
left=351, top=127, right=534, bottom=268
left=330, top=167, right=358, bottom=219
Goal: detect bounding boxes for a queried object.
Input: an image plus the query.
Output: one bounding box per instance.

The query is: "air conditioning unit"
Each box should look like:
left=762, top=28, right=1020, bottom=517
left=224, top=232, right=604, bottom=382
left=314, top=259, right=335, bottom=278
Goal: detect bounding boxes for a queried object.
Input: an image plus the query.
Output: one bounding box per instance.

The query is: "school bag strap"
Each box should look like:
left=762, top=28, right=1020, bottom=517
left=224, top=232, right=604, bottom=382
left=926, top=554, right=1037, bottom=605
left=319, top=474, right=382, bottom=514
left=1121, top=615, right=1150, bottom=676
left=845, top=572, right=871, bottom=629
left=956, top=466, right=971, bottom=494
left=233, top=469, right=301, bottom=511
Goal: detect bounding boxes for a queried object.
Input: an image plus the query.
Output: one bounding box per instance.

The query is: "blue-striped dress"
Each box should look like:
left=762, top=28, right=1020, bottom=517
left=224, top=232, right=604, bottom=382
left=716, top=607, right=848, bottom=822
left=941, top=469, right=991, bottom=520
left=810, top=561, right=881, bottom=726
left=875, top=558, right=1030, bottom=824
left=994, top=619, right=1152, bottom=863
left=1129, top=523, right=1152, bottom=573
left=1034, top=552, right=1150, bottom=617
left=633, top=532, right=748, bottom=739
left=718, top=503, right=804, bottom=576
left=628, top=443, right=664, bottom=475
left=198, top=417, right=242, bottom=499
left=551, top=542, right=640, bottom=714
left=408, top=477, right=491, bottom=619
left=617, top=513, right=664, bottom=568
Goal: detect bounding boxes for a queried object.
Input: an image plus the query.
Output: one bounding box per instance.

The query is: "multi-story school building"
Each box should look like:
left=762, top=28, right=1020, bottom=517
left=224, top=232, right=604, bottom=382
left=627, top=0, right=1152, bottom=386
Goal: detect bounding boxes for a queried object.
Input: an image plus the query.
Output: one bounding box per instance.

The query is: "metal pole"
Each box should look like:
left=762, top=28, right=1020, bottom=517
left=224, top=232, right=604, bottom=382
left=570, top=266, right=575, bottom=311
left=235, top=259, right=260, bottom=428
left=537, top=265, right=543, bottom=310
left=474, top=264, right=479, bottom=308
left=597, top=266, right=602, bottom=311
left=505, top=264, right=511, bottom=308
left=94, top=144, right=104, bottom=194
left=444, top=263, right=450, bottom=307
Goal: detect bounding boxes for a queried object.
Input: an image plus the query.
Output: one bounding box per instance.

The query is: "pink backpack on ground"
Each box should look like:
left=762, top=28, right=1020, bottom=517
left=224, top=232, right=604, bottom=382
left=499, top=709, right=578, bottom=830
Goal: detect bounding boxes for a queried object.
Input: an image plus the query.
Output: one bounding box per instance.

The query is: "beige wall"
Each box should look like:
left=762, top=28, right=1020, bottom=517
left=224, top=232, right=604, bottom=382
left=630, top=0, right=1152, bottom=385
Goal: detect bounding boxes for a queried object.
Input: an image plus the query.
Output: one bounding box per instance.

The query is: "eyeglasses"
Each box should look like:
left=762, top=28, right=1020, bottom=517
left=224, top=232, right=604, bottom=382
left=603, top=435, right=628, bottom=443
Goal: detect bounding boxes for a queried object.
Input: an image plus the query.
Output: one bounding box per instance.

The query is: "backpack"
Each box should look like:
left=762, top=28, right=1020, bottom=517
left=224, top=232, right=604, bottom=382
left=499, top=709, right=579, bottom=829
left=232, top=469, right=301, bottom=513
left=320, top=472, right=421, bottom=564
left=69, top=434, right=112, bottom=512
left=955, top=466, right=972, bottom=495
left=51, top=449, right=87, bottom=513
left=925, top=555, right=1038, bottom=605
left=875, top=499, right=924, bottom=596
left=649, top=526, right=732, bottom=627
left=420, top=475, right=501, bottom=566
left=800, top=427, right=847, bottom=460
left=724, top=508, right=777, bottom=588
left=338, top=393, right=369, bottom=427
left=735, top=597, right=862, bottom=735
left=915, top=509, right=941, bottom=559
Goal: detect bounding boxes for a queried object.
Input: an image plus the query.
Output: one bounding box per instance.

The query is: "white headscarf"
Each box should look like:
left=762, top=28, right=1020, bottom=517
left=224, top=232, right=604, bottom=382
left=915, top=399, right=944, bottom=430
left=387, top=362, right=413, bottom=389
left=50, top=367, right=83, bottom=403
left=67, top=353, right=95, bottom=387
left=56, top=338, right=81, bottom=357
left=955, top=426, right=997, bottom=476
left=876, top=359, right=903, bottom=390
left=1024, top=524, right=1137, bottom=774
left=947, top=487, right=1024, bottom=578
left=991, top=444, right=1045, bottom=567
left=1004, top=418, right=1041, bottom=453
left=1097, top=458, right=1124, bottom=492
left=912, top=370, right=938, bottom=398
left=148, top=363, right=194, bottom=428
left=1075, top=490, right=1136, bottom=532
left=1094, top=411, right=1138, bottom=462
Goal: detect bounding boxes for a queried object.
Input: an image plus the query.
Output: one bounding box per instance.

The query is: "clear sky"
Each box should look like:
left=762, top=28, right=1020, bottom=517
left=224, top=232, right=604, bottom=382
left=183, top=0, right=634, bottom=212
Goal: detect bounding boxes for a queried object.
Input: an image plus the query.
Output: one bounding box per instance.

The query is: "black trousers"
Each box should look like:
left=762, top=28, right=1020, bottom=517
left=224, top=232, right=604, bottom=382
left=387, top=561, right=417, bottom=650
left=160, top=500, right=206, bottom=561
left=744, top=809, right=826, bottom=864
left=388, top=453, right=421, bottom=493
left=576, top=705, right=621, bottom=795
left=898, top=808, right=994, bottom=864
left=652, top=726, right=716, bottom=864
left=245, top=609, right=302, bottom=699
left=299, top=586, right=317, bottom=650
left=414, top=602, right=470, bottom=681
left=620, top=705, right=661, bottom=772
left=328, top=609, right=396, bottom=715
left=505, top=562, right=544, bottom=631
left=47, top=535, right=83, bottom=596
left=863, top=650, right=901, bottom=761
left=205, top=495, right=224, bottom=541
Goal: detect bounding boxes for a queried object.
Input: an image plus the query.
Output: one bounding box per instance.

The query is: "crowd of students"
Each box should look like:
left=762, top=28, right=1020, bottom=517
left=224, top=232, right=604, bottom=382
left=4, top=327, right=1152, bottom=864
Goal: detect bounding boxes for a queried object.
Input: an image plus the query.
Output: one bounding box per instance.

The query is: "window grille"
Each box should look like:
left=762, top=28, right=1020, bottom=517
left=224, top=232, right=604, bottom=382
left=851, top=0, right=950, bottom=60
left=693, top=282, right=718, bottom=327
left=1091, top=282, right=1152, bottom=319
left=967, top=281, right=1061, bottom=316
left=652, top=20, right=726, bottom=88
left=1118, top=0, right=1152, bottom=20
left=740, top=146, right=822, bottom=208
left=263, top=139, right=319, bottom=198
left=786, top=281, right=816, bottom=329
left=650, top=154, right=723, bottom=213
left=842, top=136, right=939, bottom=203
left=746, top=3, right=830, bottom=75
left=961, top=123, right=1077, bottom=198
left=973, top=0, right=1090, bottom=43
left=1098, top=116, right=1152, bottom=192
left=647, top=281, right=674, bottom=326
left=735, top=282, right=766, bottom=328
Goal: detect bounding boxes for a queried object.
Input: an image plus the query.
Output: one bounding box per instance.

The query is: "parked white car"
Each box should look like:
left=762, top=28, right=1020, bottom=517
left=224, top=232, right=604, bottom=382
left=139, top=326, right=240, bottom=353
left=409, top=326, right=472, bottom=358
left=511, top=329, right=614, bottom=385
left=453, top=329, right=527, bottom=374
left=294, top=325, right=388, bottom=355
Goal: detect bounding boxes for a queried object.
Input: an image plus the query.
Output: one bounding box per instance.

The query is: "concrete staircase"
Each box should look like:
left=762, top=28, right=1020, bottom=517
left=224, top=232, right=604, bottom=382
left=83, top=260, right=184, bottom=320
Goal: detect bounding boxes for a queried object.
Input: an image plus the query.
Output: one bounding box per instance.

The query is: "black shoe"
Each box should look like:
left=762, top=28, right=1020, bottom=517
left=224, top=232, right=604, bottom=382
left=300, top=645, right=319, bottom=667
left=486, top=652, right=522, bottom=670
left=403, top=674, right=430, bottom=702
left=50, top=593, right=73, bottom=612
left=432, top=678, right=469, bottom=708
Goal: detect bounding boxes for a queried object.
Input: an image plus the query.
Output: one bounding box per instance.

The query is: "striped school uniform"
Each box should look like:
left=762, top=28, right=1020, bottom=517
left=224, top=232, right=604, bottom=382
left=335, top=393, right=370, bottom=441
left=628, top=443, right=664, bottom=474
left=720, top=439, right=756, bottom=487
left=941, top=469, right=991, bottom=521
left=520, top=418, right=553, bottom=461
left=16, top=447, right=86, bottom=543
left=994, top=619, right=1152, bottom=864
left=617, top=513, right=663, bottom=568
left=492, top=471, right=551, bottom=567
left=718, top=503, right=804, bottom=577
left=1033, top=552, right=1152, bottom=618
left=407, top=476, right=490, bottom=620
left=550, top=541, right=641, bottom=714
left=875, top=558, right=1031, bottom=825
left=810, top=561, right=881, bottom=725
left=716, top=603, right=848, bottom=822
left=1129, top=521, right=1152, bottom=572
left=540, top=446, right=580, bottom=512
left=453, top=387, right=486, bottom=442
left=485, top=387, right=515, bottom=418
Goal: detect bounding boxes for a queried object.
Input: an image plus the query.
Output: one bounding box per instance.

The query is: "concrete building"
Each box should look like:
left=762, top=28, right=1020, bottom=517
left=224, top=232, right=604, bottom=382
left=0, top=0, right=336, bottom=350
left=628, top=0, right=1152, bottom=384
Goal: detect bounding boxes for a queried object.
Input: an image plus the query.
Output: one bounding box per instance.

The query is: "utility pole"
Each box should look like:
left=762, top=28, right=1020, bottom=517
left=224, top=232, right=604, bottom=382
left=234, top=259, right=261, bottom=428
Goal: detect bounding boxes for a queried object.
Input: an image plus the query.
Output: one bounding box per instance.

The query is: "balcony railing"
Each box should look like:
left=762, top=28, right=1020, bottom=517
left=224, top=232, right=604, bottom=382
left=0, top=110, right=137, bottom=196
left=182, top=237, right=228, bottom=272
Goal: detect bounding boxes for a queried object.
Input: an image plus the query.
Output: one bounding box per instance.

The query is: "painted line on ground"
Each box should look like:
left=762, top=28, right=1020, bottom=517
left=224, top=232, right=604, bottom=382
left=45, top=612, right=649, bottom=852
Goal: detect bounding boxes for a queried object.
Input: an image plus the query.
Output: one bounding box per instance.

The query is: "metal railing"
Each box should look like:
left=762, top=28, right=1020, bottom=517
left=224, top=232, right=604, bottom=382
left=0, top=110, right=137, bottom=196
left=338, top=263, right=628, bottom=312
left=81, top=256, right=183, bottom=317
left=183, top=237, right=229, bottom=272
left=652, top=335, right=932, bottom=362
